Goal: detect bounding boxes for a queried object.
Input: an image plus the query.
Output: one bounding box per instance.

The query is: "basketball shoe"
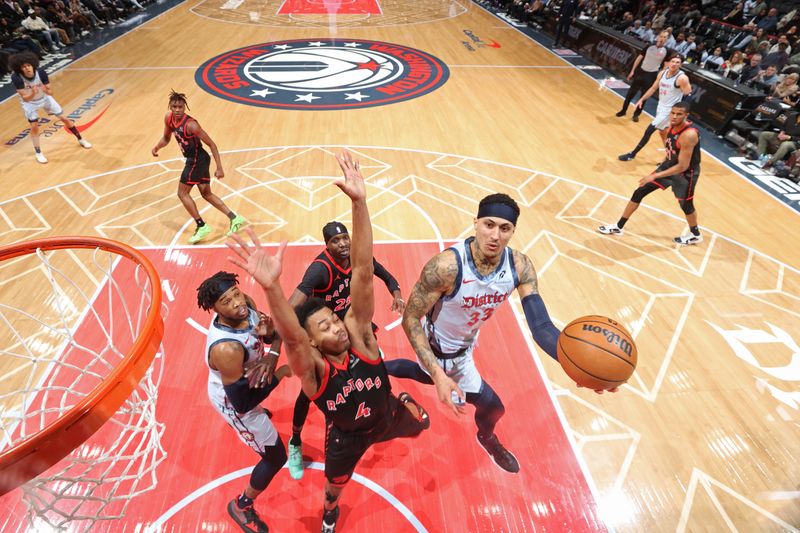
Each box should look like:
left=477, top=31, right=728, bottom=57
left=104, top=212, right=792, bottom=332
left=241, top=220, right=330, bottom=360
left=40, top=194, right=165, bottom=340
left=618, top=152, right=636, bottom=161
left=287, top=442, right=304, bottom=480
left=321, top=506, right=339, bottom=533
left=188, top=224, right=212, bottom=244
left=227, top=215, right=247, bottom=237
left=398, top=392, right=430, bottom=430
left=674, top=233, right=702, bottom=245
left=35, top=152, right=48, bottom=164
left=477, top=433, right=520, bottom=473
left=597, top=224, right=623, bottom=235
left=227, top=498, right=269, bottom=533
left=79, top=139, right=92, bottom=149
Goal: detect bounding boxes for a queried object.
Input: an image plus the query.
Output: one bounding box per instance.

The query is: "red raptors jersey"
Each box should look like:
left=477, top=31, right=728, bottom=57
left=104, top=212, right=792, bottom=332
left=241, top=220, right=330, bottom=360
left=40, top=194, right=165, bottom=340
left=168, top=113, right=206, bottom=160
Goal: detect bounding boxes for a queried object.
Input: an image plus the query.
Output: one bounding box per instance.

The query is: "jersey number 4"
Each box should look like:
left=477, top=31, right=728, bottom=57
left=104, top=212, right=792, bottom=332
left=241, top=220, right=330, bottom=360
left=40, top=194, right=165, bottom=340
left=466, top=307, right=495, bottom=327
left=355, top=402, right=371, bottom=420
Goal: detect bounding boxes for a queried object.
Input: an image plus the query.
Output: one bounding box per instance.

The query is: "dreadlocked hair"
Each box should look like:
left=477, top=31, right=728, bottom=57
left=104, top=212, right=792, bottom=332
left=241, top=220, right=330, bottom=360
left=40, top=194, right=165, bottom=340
left=197, top=271, right=238, bottom=311
left=168, top=89, right=189, bottom=110
left=9, top=52, right=39, bottom=75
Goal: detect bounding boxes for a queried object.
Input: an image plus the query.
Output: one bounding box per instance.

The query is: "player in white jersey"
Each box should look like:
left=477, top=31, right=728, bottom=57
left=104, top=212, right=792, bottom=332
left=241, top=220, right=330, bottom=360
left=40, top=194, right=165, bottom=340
left=9, top=52, right=92, bottom=164
left=387, top=193, right=618, bottom=474
left=619, top=55, right=692, bottom=161
left=198, top=271, right=292, bottom=533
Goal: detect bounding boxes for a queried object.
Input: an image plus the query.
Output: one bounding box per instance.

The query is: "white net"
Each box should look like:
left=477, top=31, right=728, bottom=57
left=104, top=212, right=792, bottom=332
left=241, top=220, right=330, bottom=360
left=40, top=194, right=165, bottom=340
left=0, top=243, right=166, bottom=530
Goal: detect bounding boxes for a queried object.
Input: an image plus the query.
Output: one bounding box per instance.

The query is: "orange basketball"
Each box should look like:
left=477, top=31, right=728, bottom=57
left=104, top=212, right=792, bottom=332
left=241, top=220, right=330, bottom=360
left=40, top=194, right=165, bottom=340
left=557, top=315, right=637, bottom=390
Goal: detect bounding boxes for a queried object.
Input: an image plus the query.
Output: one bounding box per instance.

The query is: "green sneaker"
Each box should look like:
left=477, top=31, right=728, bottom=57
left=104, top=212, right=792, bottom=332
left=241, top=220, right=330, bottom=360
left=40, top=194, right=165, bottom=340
left=287, top=443, right=304, bottom=480
left=226, top=215, right=247, bottom=237
left=188, top=224, right=212, bottom=244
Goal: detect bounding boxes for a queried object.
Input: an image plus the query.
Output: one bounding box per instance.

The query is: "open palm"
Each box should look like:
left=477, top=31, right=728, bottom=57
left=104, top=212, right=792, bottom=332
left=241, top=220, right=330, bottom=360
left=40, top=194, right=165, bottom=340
left=335, top=149, right=366, bottom=201
left=227, top=228, right=286, bottom=289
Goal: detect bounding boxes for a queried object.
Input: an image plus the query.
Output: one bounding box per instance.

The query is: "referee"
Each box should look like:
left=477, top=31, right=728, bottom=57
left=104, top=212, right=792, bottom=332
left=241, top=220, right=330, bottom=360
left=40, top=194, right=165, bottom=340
left=616, top=30, right=669, bottom=122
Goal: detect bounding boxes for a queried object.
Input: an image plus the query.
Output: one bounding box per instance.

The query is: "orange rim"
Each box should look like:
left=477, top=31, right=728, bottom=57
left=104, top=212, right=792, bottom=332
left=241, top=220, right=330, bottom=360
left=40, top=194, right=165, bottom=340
left=0, top=236, right=163, bottom=496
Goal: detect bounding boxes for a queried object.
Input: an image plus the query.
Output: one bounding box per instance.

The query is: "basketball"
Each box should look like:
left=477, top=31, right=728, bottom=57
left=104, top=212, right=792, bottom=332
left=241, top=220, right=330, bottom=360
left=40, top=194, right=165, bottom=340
left=557, top=315, right=637, bottom=390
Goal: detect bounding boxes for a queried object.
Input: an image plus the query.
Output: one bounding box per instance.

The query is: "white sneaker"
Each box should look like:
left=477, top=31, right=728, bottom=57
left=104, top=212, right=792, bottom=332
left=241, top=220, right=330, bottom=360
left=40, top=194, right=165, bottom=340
left=597, top=224, right=623, bottom=235
left=674, top=233, right=702, bottom=245
left=79, top=139, right=92, bottom=149
left=35, top=152, right=48, bottom=164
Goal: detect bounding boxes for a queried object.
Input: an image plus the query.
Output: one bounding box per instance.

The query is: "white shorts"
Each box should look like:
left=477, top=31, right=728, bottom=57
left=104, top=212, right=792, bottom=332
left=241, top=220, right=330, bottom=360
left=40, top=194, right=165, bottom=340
left=209, top=392, right=279, bottom=454
left=651, top=105, right=671, bottom=130
left=21, top=95, right=63, bottom=122
left=417, top=343, right=483, bottom=403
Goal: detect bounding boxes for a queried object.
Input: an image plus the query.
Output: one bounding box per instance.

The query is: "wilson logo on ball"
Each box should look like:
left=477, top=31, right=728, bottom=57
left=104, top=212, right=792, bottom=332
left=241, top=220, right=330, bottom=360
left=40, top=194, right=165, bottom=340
left=581, top=324, right=634, bottom=357
left=196, top=39, right=450, bottom=110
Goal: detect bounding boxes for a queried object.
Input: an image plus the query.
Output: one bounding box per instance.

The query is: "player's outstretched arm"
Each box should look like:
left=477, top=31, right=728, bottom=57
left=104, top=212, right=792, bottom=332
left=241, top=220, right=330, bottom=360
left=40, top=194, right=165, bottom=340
left=402, top=251, right=466, bottom=414
left=151, top=112, right=172, bottom=156
left=515, top=251, right=560, bottom=362
left=334, top=150, right=376, bottom=344
left=227, top=228, right=319, bottom=397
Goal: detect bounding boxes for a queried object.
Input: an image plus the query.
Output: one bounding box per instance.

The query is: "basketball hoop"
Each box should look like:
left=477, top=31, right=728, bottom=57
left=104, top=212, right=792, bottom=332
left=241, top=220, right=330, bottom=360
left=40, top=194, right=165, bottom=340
left=0, top=236, right=166, bottom=529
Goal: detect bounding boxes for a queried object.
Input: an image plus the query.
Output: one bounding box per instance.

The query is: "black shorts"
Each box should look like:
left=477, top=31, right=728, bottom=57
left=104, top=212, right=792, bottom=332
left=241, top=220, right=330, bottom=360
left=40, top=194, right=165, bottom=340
left=653, top=164, right=700, bottom=200
left=324, top=394, right=426, bottom=484
left=180, top=150, right=211, bottom=186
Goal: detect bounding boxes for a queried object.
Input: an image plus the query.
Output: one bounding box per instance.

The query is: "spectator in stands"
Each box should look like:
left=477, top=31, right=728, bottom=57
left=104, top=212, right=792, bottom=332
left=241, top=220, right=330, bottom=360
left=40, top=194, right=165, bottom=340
left=675, top=33, right=697, bottom=57
left=756, top=7, right=780, bottom=33
left=728, top=24, right=756, bottom=51
left=694, top=15, right=713, bottom=39
left=769, top=35, right=792, bottom=55
left=752, top=64, right=780, bottom=90
left=687, top=40, right=706, bottom=64
left=615, top=11, right=635, bottom=33
left=21, top=7, right=64, bottom=51
left=743, top=0, right=760, bottom=19
left=777, top=8, right=798, bottom=32
left=722, top=49, right=746, bottom=79
left=651, top=8, right=667, bottom=31
left=1, top=0, right=26, bottom=23
left=753, top=129, right=797, bottom=168
left=771, top=72, right=799, bottom=104
left=663, top=26, right=676, bottom=48
left=700, top=45, right=725, bottom=71
left=625, top=19, right=643, bottom=37
left=639, top=20, right=655, bottom=43
left=762, top=41, right=791, bottom=71
left=722, top=2, right=745, bottom=27
left=740, top=52, right=763, bottom=84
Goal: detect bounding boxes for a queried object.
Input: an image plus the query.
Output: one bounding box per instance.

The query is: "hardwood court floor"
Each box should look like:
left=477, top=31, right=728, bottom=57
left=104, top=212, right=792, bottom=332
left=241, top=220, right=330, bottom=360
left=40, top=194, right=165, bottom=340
left=0, top=1, right=798, bottom=531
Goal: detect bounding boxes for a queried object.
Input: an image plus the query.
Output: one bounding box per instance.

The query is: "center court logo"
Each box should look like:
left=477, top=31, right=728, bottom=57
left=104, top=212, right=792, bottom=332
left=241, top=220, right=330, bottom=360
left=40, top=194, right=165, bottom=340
left=195, top=39, right=449, bottom=110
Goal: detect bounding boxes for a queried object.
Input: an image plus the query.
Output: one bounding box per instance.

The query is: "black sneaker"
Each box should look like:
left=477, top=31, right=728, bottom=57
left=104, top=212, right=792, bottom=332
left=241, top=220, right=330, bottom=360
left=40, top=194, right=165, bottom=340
left=321, top=506, right=339, bottom=533
left=398, top=392, right=431, bottom=429
left=632, top=114, right=640, bottom=122
left=673, top=233, right=703, bottom=245
left=615, top=110, right=625, bottom=117
left=227, top=498, right=269, bottom=533
left=618, top=152, right=635, bottom=161
left=476, top=433, right=520, bottom=473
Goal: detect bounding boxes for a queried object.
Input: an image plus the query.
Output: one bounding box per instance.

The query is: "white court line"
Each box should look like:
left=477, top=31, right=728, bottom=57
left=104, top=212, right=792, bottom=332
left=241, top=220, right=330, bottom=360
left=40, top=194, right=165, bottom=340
left=185, top=317, right=209, bottom=336
left=146, top=462, right=427, bottom=532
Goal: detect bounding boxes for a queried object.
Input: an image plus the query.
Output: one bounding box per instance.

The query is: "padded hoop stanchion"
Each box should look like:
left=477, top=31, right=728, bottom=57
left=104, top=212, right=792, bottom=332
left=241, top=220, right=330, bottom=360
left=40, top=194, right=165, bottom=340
left=0, top=236, right=163, bottom=495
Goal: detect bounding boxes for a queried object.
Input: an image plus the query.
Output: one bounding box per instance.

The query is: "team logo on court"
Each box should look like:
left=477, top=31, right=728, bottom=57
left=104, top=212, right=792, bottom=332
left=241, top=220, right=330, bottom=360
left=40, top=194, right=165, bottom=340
left=195, top=39, right=449, bottom=110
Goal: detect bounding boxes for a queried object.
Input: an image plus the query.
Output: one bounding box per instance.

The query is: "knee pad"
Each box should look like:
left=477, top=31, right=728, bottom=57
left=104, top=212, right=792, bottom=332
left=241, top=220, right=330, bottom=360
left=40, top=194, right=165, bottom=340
left=679, top=198, right=695, bottom=215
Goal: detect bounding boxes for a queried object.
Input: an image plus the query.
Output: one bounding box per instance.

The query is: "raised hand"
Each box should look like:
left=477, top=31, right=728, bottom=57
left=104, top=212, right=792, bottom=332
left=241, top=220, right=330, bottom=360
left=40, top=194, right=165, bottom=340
left=227, top=227, right=286, bottom=289
left=334, top=149, right=366, bottom=201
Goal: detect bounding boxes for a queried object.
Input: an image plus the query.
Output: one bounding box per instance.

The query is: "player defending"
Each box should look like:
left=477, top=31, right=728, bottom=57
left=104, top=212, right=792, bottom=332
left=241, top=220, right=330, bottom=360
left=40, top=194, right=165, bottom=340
left=618, top=55, right=692, bottom=161
left=600, top=102, right=703, bottom=244
left=198, top=271, right=292, bottom=532
left=228, top=150, right=429, bottom=533
left=10, top=52, right=92, bottom=164
left=152, top=90, right=246, bottom=244
left=387, top=193, right=616, bottom=474
left=267, top=221, right=405, bottom=481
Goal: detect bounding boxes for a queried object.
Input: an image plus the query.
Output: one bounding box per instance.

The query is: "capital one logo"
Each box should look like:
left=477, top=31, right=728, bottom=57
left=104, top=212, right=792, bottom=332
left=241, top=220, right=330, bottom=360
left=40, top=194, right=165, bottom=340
left=708, top=321, right=800, bottom=413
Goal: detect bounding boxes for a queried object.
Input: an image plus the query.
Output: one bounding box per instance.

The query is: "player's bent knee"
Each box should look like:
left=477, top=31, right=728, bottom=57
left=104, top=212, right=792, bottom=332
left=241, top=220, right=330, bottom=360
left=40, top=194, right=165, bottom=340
left=327, top=474, right=351, bottom=487
left=679, top=198, right=694, bottom=215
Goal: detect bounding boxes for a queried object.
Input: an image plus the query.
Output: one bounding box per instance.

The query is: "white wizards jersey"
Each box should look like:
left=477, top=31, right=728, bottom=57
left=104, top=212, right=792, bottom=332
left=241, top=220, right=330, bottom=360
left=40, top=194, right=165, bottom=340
left=205, top=307, right=265, bottom=407
left=657, top=69, right=684, bottom=110
left=424, top=237, right=519, bottom=354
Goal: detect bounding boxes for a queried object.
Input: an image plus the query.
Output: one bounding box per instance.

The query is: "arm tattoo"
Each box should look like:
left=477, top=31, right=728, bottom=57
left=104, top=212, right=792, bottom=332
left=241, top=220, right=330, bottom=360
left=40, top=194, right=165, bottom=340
left=515, top=251, right=539, bottom=294
left=402, top=253, right=457, bottom=376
